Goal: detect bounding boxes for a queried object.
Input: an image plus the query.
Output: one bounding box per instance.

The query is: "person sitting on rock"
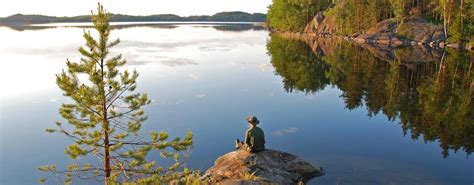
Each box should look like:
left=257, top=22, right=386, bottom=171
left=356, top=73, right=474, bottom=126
left=236, top=115, right=265, bottom=153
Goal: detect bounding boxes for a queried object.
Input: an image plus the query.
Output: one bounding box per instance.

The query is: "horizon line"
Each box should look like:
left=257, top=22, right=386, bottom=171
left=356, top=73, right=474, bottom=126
left=1, top=11, right=267, bottom=19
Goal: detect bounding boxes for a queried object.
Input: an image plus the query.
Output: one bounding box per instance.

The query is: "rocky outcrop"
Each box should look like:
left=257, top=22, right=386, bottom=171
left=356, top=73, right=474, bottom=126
left=201, top=149, right=324, bottom=185
left=301, top=35, right=443, bottom=63
left=303, top=11, right=336, bottom=36
left=297, top=12, right=473, bottom=51
left=361, top=44, right=444, bottom=63
left=303, top=12, right=324, bottom=34
left=353, top=17, right=446, bottom=48
left=396, top=17, right=445, bottom=44
left=354, top=19, right=405, bottom=46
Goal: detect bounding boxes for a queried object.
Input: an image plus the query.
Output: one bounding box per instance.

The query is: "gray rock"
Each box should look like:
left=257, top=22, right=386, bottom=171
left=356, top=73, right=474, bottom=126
left=201, top=149, right=324, bottom=185
left=432, top=31, right=446, bottom=41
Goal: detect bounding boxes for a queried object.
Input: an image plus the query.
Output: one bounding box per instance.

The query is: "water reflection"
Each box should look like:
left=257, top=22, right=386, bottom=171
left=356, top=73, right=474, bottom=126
left=267, top=34, right=474, bottom=158
left=1, top=23, right=472, bottom=185
left=211, top=24, right=265, bottom=32
left=2, top=22, right=263, bottom=32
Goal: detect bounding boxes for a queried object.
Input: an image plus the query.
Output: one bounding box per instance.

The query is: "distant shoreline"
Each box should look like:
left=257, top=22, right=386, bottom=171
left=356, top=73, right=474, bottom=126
left=28, top=21, right=266, bottom=26
left=0, top=11, right=267, bottom=26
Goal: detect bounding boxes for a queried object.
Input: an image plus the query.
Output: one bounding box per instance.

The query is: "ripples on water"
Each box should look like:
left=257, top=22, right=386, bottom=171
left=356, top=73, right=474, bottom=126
left=0, top=23, right=472, bottom=185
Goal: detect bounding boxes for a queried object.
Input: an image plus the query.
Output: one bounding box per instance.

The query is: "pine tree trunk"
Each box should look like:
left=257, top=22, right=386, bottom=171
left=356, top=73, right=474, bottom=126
left=444, top=0, right=448, bottom=39
left=100, top=57, right=111, bottom=185
left=460, top=0, right=464, bottom=34
left=104, top=122, right=111, bottom=185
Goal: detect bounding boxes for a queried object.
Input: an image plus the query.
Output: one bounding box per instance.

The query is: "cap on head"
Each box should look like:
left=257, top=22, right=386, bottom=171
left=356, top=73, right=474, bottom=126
left=247, top=115, right=260, bottom=124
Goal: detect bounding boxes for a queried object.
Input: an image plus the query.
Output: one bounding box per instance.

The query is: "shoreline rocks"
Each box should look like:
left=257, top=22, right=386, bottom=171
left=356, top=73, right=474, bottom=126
left=201, top=149, right=325, bottom=185
left=296, top=11, right=473, bottom=52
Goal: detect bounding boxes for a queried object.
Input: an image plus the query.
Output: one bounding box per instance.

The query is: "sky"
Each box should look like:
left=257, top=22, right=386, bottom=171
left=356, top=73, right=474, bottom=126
left=0, top=0, right=272, bottom=17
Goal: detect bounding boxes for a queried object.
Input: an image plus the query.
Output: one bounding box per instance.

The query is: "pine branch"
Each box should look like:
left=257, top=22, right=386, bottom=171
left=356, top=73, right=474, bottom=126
left=107, top=108, right=135, bottom=120
left=106, top=83, right=134, bottom=110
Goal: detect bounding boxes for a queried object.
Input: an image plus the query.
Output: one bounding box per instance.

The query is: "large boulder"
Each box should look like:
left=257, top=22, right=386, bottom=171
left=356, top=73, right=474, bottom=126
left=365, top=19, right=398, bottom=35
left=201, top=149, right=324, bottom=185
left=353, top=17, right=448, bottom=48
left=396, top=17, right=445, bottom=43
left=356, top=19, right=410, bottom=47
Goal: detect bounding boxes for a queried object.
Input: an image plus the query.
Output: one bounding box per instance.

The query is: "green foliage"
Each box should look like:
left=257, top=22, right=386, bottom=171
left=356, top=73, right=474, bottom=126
left=267, top=0, right=331, bottom=32
left=390, top=0, right=407, bottom=23
left=267, top=34, right=330, bottom=93
left=267, top=0, right=473, bottom=43
left=396, top=22, right=415, bottom=40
left=325, top=0, right=383, bottom=35
left=40, top=4, right=193, bottom=184
left=38, top=177, right=47, bottom=184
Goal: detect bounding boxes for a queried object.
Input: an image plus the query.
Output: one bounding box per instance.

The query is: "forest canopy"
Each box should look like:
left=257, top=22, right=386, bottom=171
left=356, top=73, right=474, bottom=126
left=267, top=0, right=474, bottom=43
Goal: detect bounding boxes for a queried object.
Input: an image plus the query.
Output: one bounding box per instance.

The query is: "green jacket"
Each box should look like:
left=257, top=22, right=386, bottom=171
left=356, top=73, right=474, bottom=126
left=245, top=126, right=265, bottom=152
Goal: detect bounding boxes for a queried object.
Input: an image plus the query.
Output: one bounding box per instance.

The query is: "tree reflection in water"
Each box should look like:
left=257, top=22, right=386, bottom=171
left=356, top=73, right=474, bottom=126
left=267, top=34, right=473, bottom=158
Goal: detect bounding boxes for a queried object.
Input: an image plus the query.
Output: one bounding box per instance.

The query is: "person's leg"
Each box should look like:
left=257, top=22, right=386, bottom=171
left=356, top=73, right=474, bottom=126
left=235, top=139, right=246, bottom=150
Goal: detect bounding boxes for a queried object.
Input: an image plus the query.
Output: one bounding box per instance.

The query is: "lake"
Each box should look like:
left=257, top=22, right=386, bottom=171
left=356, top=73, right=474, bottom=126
left=0, top=22, right=472, bottom=185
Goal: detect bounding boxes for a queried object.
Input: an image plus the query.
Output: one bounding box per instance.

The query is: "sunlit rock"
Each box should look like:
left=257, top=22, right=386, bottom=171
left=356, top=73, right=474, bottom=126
left=201, top=149, right=324, bottom=184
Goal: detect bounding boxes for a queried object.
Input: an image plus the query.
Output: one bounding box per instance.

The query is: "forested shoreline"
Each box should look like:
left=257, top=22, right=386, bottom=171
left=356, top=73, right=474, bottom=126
left=0, top=11, right=266, bottom=25
left=267, top=0, right=474, bottom=47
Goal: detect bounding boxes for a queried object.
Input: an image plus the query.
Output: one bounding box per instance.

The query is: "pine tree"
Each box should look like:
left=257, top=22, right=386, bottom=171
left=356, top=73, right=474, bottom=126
left=39, top=4, right=193, bottom=184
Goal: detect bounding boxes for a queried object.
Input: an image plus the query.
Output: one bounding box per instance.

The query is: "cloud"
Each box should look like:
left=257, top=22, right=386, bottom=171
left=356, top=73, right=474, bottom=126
left=168, top=99, right=184, bottom=105
left=48, top=98, right=58, bottom=102
left=188, top=74, right=199, bottom=80
left=272, top=127, right=299, bottom=136
left=159, top=58, right=198, bottom=67
left=117, top=50, right=198, bottom=67
left=306, top=94, right=316, bottom=100
left=259, top=63, right=272, bottom=72
left=198, top=44, right=233, bottom=52
left=195, top=94, right=207, bottom=98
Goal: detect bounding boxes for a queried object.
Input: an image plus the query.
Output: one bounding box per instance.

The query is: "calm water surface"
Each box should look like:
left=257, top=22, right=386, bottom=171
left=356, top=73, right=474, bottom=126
left=0, top=23, right=472, bottom=185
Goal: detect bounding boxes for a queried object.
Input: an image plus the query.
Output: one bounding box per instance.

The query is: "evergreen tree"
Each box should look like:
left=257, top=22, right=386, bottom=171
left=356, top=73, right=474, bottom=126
left=267, top=0, right=332, bottom=32
left=266, top=0, right=474, bottom=43
left=390, top=0, right=407, bottom=23
left=39, top=4, right=193, bottom=184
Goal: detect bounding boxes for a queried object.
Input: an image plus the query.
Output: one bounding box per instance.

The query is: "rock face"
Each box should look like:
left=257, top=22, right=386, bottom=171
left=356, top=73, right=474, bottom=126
left=303, top=11, right=336, bottom=35
left=303, top=12, right=324, bottom=34
left=354, top=17, right=445, bottom=47
left=201, top=149, right=324, bottom=185
left=300, top=36, right=444, bottom=64
left=300, top=13, right=465, bottom=50
left=396, top=17, right=445, bottom=43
